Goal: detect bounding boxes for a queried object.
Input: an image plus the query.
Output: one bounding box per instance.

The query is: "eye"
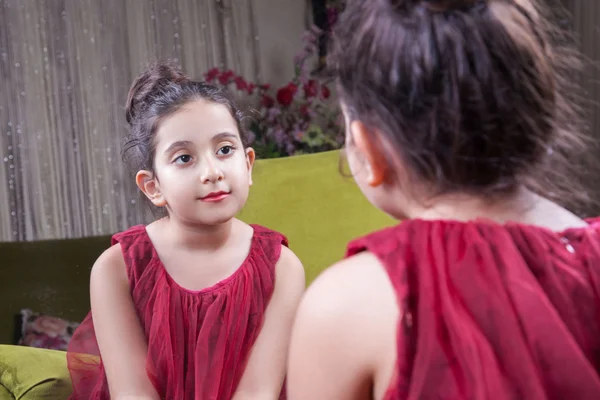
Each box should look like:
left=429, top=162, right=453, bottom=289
left=217, top=145, right=235, bottom=156
left=174, top=154, right=192, bottom=164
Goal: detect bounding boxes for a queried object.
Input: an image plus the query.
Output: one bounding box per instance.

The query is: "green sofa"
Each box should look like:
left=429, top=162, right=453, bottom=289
left=0, top=150, right=393, bottom=399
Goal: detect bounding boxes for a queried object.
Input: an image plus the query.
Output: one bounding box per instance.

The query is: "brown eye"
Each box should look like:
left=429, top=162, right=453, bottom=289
left=175, top=154, right=192, bottom=164
left=217, top=146, right=234, bottom=156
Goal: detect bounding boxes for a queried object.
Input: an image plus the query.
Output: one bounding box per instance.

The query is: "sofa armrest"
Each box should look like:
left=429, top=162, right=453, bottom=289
left=0, top=345, right=72, bottom=399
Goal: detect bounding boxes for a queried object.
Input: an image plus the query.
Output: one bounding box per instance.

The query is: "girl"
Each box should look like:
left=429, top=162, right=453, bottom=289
left=288, top=0, right=600, bottom=399
left=68, top=61, right=305, bottom=399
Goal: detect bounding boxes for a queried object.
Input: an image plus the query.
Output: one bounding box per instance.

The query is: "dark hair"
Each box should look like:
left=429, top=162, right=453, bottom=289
left=123, top=60, right=246, bottom=176
left=331, top=0, right=593, bottom=211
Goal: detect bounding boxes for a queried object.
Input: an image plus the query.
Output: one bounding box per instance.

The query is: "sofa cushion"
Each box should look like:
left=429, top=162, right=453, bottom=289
left=238, top=150, right=394, bottom=284
left=17, top=310, right=80, bottom=351
left=0, top=345, right=71, bottom=399
left=0, top=383, right=12, bottom=400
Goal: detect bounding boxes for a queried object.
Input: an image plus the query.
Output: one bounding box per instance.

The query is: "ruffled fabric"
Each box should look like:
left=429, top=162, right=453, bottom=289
left=347, top=218, right=600, bottom=400
left=68, top=224, right=287, bottom=400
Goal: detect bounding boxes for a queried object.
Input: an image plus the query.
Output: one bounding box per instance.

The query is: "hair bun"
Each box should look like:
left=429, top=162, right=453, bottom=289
left=125, top=60, right=189, bottom=124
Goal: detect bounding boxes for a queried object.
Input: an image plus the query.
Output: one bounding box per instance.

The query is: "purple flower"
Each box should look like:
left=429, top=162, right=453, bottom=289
left=267, top=107, right=282, bottom=122
left=293, top=127, right=305, bottom=141
left=309, top=24, right=323, bottom=36
left=301, top=30, right=316, bottom=44
left=273, top=128, right=286, bottom=147
left=286, top=142, right=297, bottom=155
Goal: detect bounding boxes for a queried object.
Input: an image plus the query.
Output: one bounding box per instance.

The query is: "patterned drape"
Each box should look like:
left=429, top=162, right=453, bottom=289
left=0, top=0, right=261, bottom=241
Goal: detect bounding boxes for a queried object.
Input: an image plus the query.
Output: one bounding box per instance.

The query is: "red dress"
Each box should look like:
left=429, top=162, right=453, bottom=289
left=67, top=224, right=287, bottom=400
left=347, top=218, right=600, bottom=400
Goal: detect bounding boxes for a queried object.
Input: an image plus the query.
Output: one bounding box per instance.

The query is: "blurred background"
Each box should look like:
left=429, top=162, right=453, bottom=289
left=0, top=0, right=598, bottom=242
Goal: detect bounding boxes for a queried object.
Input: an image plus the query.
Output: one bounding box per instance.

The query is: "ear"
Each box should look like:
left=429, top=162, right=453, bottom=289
left=349, top=120, right=387, bottom=187
left=245, top=147, right=256, bottom=186
left=135, top=170, right=167, bottom=207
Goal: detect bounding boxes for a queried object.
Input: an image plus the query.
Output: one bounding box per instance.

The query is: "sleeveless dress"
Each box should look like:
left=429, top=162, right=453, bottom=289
left=346, top=218, right=600, bottom=400
left=67, top=224, right=287, bottom=400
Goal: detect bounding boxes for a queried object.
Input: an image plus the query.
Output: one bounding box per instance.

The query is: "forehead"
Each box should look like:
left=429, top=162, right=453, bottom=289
left=154, top=99, right=239, bottom=148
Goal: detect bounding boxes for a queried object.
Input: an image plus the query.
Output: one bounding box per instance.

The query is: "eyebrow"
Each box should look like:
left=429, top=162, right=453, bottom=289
left=163, top=140, right=193, bottom=155
left=212, top=132, right=239, bottom=142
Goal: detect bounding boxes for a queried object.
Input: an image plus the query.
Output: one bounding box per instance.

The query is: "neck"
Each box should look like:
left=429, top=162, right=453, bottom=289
left=163, top=217, right=235, bottom=251
left=406, top=186, right=537, bottom=224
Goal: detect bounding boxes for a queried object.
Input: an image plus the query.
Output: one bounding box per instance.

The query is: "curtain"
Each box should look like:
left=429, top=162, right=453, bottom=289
left=0, top=0, right=261, bottom=241
left=559, top=0, right=600, bottom=214
left=570, top=0, right=600, bottom=147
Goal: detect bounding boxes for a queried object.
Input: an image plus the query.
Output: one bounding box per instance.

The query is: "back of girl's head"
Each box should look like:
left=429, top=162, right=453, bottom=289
left=331, top=0, right=591, bottom=209
left=123, top=60, right=245, bottom=175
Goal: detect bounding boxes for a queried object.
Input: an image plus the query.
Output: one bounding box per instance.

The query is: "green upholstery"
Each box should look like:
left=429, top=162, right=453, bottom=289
left=0, top=150, right=393, bottom=398
left=238, top=150, right=393, bottom=284
left=0, top=345, right=71, bottom=399
left=0, top=384, right=12, bottom=399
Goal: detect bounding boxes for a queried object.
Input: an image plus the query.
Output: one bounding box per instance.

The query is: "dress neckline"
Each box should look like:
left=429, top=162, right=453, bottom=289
left=142, top=224, right=258, bottom=295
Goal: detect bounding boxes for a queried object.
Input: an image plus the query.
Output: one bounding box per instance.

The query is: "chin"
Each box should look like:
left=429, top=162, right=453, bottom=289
left=199, top=206, right=242, bottom=226
left=181, top=208, right=232, bottom=225
left=202, top=215, right=236, bottom=226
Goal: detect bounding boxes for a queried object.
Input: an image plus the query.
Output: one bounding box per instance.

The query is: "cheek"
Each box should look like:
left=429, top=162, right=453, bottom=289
left=229, top=156, right=252, bottom=182
left=161, top=170, right=193, bottom=194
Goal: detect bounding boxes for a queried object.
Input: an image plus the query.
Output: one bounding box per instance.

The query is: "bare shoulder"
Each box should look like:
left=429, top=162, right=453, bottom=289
left=288, top=252, right=399, bottom=399
left=298, top=251, right=396, bottom=334
left=90, top=243, right=128, bottom=286
left=273, top=245, right=305, bottom=295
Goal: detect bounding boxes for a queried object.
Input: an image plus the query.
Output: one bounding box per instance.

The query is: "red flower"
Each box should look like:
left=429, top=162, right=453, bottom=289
left=277, top=83, right=298, bottom=107
left=205, top=68, right=220, bottom=82
left=321, top=85, right=331, bottom=99
left=300, top=103, right=310, bottom=117
left=218, top=70, right=234, bottom=85
left=247, top=83, right=256, bottom=95
left=261, top=94, right=275, bottom=108
left=260, top=83, right=271, bottom=91
left=234, top=76, right=248, bottom=91
left=303, top=80, right=318, bottom=99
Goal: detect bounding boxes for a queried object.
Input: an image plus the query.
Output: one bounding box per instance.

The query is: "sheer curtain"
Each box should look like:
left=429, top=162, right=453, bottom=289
left=0, top=0, right=261, bottom=241
left=561, top=0, right=600, bottom=214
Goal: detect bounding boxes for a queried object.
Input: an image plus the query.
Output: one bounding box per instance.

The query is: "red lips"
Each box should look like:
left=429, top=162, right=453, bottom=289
left=200, top=191, right=230, bottom=202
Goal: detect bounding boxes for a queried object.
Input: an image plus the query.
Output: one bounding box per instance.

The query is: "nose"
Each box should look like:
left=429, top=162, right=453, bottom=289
left=200, top=158, right=224, bottom=183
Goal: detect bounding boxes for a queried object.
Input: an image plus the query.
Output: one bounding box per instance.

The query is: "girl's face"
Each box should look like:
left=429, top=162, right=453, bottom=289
left=136, top=99, right=254, bottom=226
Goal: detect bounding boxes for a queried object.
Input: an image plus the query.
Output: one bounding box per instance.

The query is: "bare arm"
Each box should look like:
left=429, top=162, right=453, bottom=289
left=90, top=244, right=160, bottom=400
left=232, top=246, right=306, bottom=400
left=287, top=252, right=399, bottom=400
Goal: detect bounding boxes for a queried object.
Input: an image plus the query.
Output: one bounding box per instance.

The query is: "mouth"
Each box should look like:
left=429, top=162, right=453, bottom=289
left=200, top=191, right=231, bottom=202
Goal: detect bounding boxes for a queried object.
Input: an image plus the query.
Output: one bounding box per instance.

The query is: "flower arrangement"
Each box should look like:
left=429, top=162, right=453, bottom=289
left=204, top=26, right=343, bottom=158
left=325, top=0, right=345, bottom=31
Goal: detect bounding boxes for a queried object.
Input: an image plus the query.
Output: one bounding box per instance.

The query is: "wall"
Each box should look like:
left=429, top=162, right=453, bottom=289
left=255, top=0, right=308, bottom=86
